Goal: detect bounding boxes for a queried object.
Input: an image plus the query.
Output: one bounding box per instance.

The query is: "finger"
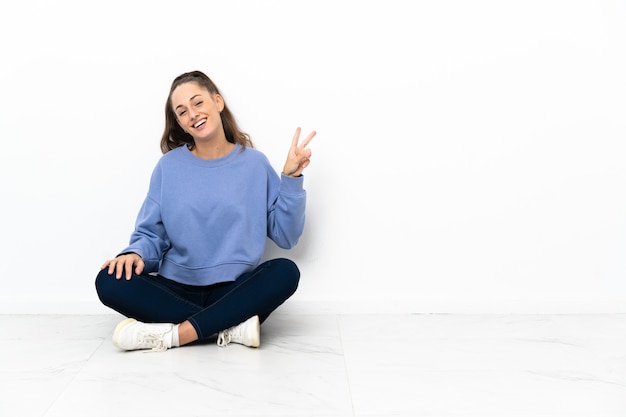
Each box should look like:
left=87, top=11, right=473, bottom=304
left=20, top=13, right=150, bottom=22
left=101, top=260, right=111, bottom=270
left=107, top=259, right=119, bottom=276
left=135, top=259, right=145, bottom=276
left=125, top=257, right=135, bottom=280
left=299, top=130, right=316, bottom=149
left=291, top=127, right=302, bottom=148
left=114, top=259, right=124, bottom=280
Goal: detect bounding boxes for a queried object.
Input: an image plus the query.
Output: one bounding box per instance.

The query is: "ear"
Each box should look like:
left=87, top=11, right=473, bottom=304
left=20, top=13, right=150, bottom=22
left=215, top=94, right=225, bottom=113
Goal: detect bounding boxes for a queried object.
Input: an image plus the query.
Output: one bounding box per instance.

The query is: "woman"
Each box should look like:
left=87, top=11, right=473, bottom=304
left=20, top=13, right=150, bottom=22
left=95, top=70, right=315, bottom=352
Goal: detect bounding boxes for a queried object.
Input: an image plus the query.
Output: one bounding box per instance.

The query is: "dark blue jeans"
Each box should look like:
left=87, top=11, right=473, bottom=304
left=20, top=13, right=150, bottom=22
left=95, top=258, right=299, bottom=340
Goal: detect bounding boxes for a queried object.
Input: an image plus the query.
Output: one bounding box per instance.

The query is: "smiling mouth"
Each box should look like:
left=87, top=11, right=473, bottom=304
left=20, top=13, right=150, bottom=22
left=194, top=120, right=206, bottom=128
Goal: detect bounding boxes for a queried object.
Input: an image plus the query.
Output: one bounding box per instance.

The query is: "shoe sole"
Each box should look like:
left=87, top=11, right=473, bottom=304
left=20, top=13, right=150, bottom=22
left=112, top=318, right=137, bottom=349
left=249, top=315, right=260, bottom=348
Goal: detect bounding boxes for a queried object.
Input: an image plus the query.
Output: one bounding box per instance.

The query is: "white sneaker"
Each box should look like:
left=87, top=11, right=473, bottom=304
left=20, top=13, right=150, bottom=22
left=217, top=315, right=260, bottom=348
left=112, top=318, right=174, bottom=352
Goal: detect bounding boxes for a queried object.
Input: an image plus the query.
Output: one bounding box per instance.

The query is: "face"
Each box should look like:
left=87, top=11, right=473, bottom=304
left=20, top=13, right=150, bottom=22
left=171, top=81, right=225, bottom=141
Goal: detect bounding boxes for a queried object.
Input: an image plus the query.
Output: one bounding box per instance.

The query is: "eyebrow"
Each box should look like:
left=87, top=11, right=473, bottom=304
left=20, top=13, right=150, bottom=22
left=175, top=94, right=202, bottom=111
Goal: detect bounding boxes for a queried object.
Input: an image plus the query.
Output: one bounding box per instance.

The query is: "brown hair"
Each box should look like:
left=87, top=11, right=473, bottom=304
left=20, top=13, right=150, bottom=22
left=160, top=71, right=253, bottom=154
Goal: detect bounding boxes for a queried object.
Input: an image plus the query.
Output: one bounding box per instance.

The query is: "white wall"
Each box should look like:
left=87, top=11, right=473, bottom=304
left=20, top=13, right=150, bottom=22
left=1, top=0, right=625, bottom=314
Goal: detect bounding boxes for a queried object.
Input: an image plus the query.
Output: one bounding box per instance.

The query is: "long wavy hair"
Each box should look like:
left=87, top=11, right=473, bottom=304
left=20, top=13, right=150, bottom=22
left=160, top=71, right=253, bottom=154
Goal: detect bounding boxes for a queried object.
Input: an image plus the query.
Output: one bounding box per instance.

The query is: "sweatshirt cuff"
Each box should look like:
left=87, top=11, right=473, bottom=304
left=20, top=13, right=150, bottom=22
left=280, top=173, right=305, bottom=194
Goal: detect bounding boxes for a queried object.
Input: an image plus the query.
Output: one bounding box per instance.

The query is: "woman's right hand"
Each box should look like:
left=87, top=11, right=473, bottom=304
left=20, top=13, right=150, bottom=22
left=101, top=253, right=145, bottom=280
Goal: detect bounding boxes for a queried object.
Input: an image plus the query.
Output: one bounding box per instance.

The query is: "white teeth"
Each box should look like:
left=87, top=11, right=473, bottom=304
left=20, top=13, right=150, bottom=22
left=194, top=120, right=206, bottom=128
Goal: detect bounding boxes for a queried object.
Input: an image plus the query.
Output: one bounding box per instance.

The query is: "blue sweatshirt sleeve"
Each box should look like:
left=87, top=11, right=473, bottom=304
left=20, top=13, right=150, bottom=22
left=267, top=172, right=306, bottom=249
left=119, top=195, right=170, bottom=273
left=118, top=163, right=170, bottom=273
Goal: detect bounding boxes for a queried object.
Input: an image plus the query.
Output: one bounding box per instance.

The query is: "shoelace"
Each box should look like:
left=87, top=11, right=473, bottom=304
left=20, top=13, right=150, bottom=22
left=139, top=329, right=171, bottom=352
left=216, top=330, right=232, bottom=347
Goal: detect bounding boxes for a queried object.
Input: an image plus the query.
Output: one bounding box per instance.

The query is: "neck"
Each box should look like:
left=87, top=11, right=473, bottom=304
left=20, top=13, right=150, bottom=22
left=191, top=139, right=235, bottom=160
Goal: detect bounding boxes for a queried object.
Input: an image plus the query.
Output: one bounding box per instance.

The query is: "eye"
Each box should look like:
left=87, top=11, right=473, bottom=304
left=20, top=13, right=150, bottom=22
left=195, top=101, right=203, bottom=107
left=178, top=110, right=187, bottom=117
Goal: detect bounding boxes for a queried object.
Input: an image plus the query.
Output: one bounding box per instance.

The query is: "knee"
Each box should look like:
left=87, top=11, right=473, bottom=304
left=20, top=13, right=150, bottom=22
left=95, top=269, right=117, bottom=305
left=274, top=258, right=300, bottom=293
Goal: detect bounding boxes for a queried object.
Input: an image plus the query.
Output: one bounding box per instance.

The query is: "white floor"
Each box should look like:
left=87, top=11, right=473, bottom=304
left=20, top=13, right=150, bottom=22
left=1, top=312, right=625, bottom=417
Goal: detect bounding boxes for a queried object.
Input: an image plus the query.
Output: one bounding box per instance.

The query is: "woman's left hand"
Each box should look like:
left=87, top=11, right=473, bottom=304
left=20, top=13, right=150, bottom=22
left=283, top=127, right=316, bottom=177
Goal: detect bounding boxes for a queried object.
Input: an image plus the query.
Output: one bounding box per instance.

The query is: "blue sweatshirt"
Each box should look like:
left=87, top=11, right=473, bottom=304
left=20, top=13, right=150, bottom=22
left=120, top=143, right=306, bottom=286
